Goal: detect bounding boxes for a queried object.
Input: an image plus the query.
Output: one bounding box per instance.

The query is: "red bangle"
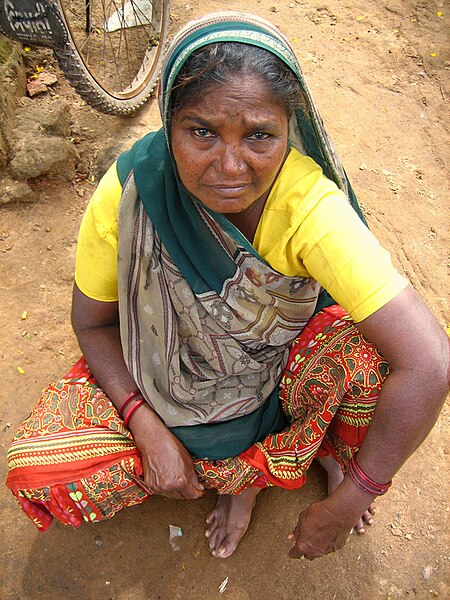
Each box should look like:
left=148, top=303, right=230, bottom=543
left=124, top=399, right=146, bottom=428
left=118, top=390, right=142, bottom=417
left=348, top=454, right=392, bottom=496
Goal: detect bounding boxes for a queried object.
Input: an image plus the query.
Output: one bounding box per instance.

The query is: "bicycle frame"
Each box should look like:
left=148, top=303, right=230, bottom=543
left=0, top=0, right=68, bottom=48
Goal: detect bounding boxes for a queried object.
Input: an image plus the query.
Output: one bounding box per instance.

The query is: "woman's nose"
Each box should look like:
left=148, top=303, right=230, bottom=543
left=219, top=144, right=246, bottom=177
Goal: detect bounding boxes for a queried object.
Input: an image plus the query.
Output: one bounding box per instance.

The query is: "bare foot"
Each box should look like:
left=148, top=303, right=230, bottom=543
left=205, top=487, right=261, bottom=558
left=317, top=454, right=376, bottom=535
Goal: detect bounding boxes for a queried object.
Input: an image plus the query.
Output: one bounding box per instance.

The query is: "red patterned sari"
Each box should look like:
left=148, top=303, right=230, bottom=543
left=6, top=305, right=388, bottom=532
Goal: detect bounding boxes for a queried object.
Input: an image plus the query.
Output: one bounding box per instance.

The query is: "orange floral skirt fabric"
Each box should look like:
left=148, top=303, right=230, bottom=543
left=6, top=305, right=388, bottom=531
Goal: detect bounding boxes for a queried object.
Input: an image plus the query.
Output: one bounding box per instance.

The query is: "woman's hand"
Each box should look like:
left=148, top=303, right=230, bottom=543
left=72, top=285, right=204, bottom=500
left=289, top=286, right=449, bottom=560
left=288, top=500, right=352, bottom=559
left=288, top=475, right=375, bottom=559
left=129, top=404, right=205, bottom=500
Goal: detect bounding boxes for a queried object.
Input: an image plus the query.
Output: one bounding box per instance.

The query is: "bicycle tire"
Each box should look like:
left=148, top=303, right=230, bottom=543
left=53, top=0, right=170, bottom=116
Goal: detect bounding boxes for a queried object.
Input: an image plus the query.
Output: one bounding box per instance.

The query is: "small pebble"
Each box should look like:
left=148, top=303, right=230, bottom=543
left=390, top=525, right=403, bottom=537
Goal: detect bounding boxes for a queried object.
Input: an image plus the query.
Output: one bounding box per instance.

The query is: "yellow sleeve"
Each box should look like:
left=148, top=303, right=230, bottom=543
left=295, top=193, right=408, bottom=321
left=255, top=149, right=408, bottom=322
left=74, top=162, right=122, bottom=301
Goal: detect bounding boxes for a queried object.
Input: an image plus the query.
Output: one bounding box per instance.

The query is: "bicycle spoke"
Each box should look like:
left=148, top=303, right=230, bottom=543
left=57, top=0, right=167, bottom=97
left=108, top=1, right=126, bottom=90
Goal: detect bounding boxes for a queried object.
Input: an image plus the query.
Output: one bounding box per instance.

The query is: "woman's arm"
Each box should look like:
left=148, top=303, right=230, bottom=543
left=71, top=284, right=204, bottom=500
left=71, top=284, right=138, bottom=404
left=289, top=285, right=449, bottom=559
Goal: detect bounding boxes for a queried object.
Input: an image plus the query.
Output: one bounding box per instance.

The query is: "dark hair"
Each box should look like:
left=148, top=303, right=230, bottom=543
left=169, top=42, right=307, bottom=122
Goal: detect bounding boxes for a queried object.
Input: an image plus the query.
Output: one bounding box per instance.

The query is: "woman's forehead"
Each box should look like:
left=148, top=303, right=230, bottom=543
left=181, top=75, right=281, bottom=105
left=175, top=77, right=288, bottom=123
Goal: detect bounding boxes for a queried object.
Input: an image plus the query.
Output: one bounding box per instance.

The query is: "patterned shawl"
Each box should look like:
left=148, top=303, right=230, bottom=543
left=115, top=13, right=364, bottom=455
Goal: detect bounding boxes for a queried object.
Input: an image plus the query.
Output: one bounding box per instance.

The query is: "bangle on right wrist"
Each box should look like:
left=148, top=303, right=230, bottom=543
left=118, top=389, right=143, bottom=417
left=123, top=398, right=146, bottom=428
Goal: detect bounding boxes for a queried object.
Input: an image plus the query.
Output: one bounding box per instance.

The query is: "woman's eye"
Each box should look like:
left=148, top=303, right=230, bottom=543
left=248, top=132, right=270, bottom=141
left=193, top=128, right=214, bottom=138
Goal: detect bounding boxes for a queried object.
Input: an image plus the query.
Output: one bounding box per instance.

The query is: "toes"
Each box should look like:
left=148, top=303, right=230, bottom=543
left=205, top=514, right=223, bottom=540
left=212, top=546, right=229, bottom=559
left=208, top=524, right=246, bottom=558
left=211, top=535, right=239, bottom=559
left=205, top=515, right=226, bottom=550
left=205, top=507, right=221, bottom=526
left=355, top=505, right=376, bottom=534
left=205, top=515, right=217, bottom=536
left=208, top=529, right=226, bottom=553
left=206, top=490, right=259, bottom=558
left=363, top=510, right=374, bottom=525
left=208, top=520, right=228, bottom=553
left=205, top=512, right=216, bottom=526
left=355, top=518, right=366, bottom=535
left=206, top=497, right=226, bottom=527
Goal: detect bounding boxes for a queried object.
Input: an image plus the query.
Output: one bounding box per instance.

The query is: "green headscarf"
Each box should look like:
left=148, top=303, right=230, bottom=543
left=157, top=10, right=364, bottom=219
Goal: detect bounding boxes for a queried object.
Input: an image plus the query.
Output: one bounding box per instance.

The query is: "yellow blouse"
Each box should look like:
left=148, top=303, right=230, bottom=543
left=75, top=148, right=407, bottom=322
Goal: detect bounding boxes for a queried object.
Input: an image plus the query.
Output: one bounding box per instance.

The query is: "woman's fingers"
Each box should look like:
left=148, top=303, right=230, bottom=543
left=288, top=519, right=310, bottom=558
left=132, top=407, right=206, bottom=499
left=287, top=501, right=352, bottom=560
left=143, top=464, right=205, bottom=499
left=288, top=543, right=306, bottom=559
left=178, top=477, right=205, bottom=499
left=135, top=419, right=206, bottom=499
left=190, top=471, right=205, bottom=492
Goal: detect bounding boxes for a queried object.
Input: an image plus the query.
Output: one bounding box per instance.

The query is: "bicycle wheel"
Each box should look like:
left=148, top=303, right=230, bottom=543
left=53, top=0, right=170, bottom=115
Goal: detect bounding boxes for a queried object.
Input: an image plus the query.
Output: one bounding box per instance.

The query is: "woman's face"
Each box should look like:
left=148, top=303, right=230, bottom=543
left=171, top=76, right=289, bottom=214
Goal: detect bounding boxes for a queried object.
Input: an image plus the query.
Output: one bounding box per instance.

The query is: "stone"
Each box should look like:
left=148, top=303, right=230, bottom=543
left=27, top=71, right=58, bottom=97
left=95, top=143, right=124, bottom=179
left=27, top=78, right=49, bottom=97
left=10, top=136, right=77, bottom=181
left=9, top=96, right=77, bottom=181
left=14, top=97, right=71, bottom=137
left=0, top=176, right=37, bottom=205
left=38, top=71, right=58, bottom=86
left=0, top=37, right=26, bottom=168
left=75, top=161, right=89, bottom=176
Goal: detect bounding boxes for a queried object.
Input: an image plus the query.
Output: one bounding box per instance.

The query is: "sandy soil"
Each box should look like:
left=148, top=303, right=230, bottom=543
left=1, top=1, right=449, bottom=599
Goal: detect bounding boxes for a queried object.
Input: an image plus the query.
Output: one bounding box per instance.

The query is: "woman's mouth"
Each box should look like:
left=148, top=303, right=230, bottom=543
left=209, top=184, right=250, bottom=196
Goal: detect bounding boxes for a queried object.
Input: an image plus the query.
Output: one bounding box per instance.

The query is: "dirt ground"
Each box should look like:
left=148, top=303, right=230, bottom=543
left=1, top=1, right=449, bottom=599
